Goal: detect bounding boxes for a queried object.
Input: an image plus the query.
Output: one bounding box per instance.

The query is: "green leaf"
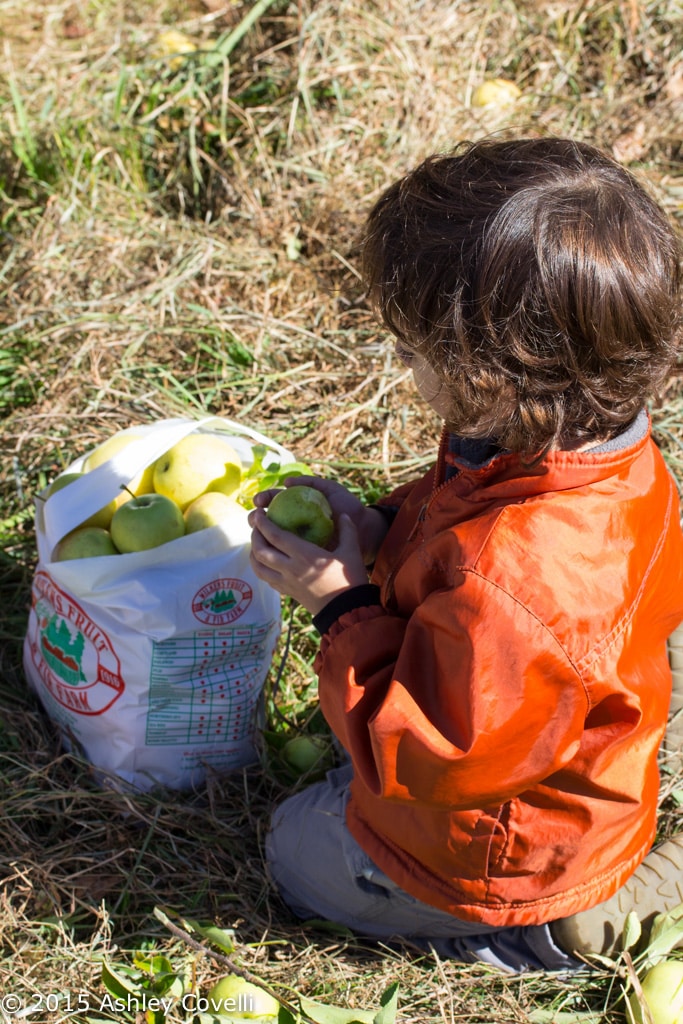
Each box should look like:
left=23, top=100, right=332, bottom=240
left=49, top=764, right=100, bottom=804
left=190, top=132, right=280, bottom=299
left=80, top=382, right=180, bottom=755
left=198, top=1017, right=279, bottom=1024
left=622, top=910, right=642, bottom=951
left=296, top=918, right=355, bottom=938
left=236, top=448, right=312, bottom=509
left=581, top=951, right=619, bottom=970
left=133, top=952, right=175, bottom=975
left=169, top=975, right=186, bottom=999
left=196, top=1017, right=277, bottom=1024
left=131, top=952, right=185, bottom=999
left=183, top=919, right=236, bottom=953
left=262, top=729, right=291, bottom=751
left=298, top=996, right=375, bottom=1024
left=373, top=984, right=399, bottom=1024
left=101, top=961, right=143, bottom=1001
left=641, top=900, right=683, bottom=968
left=528, top=1013, right=602, bottom=1023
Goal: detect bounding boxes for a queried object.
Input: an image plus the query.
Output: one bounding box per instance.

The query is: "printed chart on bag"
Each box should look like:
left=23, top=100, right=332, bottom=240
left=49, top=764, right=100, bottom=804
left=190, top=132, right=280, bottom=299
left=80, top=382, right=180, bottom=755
left=145, top=623, right=272, bottom=746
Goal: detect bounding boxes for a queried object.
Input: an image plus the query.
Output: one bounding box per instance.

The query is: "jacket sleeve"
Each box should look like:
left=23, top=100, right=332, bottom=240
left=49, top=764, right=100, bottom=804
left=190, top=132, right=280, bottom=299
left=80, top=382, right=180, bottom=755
left=315, top=569, right=590, bottom=810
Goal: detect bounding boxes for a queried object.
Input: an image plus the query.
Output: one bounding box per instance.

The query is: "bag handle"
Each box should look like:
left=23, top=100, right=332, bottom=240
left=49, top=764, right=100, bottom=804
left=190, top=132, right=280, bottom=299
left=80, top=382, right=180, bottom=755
left=200, top=416, right=294, bottom=464
left=39, top=416, right=294, bottom=560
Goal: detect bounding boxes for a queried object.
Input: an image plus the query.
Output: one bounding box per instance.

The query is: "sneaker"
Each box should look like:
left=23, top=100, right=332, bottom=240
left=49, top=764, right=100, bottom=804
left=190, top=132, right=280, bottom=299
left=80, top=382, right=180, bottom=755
left=666, top=624, right=683, bottom=762
left=550, top=835, right=683, bottom=958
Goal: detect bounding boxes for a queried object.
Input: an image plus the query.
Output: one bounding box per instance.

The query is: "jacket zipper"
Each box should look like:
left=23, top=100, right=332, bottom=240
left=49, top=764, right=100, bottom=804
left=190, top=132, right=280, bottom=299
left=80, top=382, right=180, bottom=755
left=382, top=427, right=458, bottom=604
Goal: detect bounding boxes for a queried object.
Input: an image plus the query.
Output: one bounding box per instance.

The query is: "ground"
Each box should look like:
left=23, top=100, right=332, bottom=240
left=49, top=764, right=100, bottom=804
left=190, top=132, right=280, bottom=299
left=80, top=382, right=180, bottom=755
left=0, top=1, right=682, bottom=1021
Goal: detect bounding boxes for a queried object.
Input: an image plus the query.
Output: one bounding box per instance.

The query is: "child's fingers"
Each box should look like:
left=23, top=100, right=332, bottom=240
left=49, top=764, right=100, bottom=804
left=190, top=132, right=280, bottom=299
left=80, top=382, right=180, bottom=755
left=249, top=506, right=307, bottom=557
left=248, top=546, right=288, bottom=593
left=252, top=487, right=282, bottom=508
left=334, top=512, right=357, bottom=549
left=249, top=507, right=284, bottom=548
left=281, top=476, right=350, bottom=502
left=280, top=475, right=324, bottom=489
left=248, top=518, right=277, bottom=562
left=330, top=514, right=365, bottom=571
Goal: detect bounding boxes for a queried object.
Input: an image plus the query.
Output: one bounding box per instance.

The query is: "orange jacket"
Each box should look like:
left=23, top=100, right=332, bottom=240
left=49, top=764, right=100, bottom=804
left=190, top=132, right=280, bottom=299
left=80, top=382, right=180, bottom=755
left=316, top=425, right=683, bottom=926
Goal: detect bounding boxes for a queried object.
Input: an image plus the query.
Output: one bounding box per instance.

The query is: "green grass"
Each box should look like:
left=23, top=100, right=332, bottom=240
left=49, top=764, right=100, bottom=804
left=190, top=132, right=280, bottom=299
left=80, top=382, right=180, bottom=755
left=1, top=0, right=682, bottom=1020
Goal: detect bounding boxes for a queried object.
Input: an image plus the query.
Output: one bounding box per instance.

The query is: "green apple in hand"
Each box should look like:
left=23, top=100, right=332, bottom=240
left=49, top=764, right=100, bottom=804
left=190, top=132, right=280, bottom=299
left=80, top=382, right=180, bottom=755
left=54, top=526, right=119, bottom=561
left=206, top=974, right=279, bottom=1019
left=153, top=434, right=243, bottom=511
left=48, top=472, right=119, bottom=529
left=110, top=493, right=185, bottom=553
left=184, top=491, right=244, bottom=534
left=266, top=485, right=334, bottom=548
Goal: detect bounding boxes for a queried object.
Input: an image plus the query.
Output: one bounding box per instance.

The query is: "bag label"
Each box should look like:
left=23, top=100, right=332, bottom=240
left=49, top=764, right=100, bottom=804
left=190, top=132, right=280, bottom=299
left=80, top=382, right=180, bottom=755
left=191, top=577, right=253, bottom=626
left=146, top=621, right=275, bottom=746
left=27, top=571, right=124, bottom=716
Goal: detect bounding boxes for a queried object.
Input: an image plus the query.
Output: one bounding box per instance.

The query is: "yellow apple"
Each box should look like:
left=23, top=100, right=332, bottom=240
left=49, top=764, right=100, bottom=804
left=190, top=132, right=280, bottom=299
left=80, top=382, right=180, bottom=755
left=471, top=78, right=521, bottom=108
left=54, top=527, right=119, bottom=561
left=266, top=485, right=334, bottom=548
left=83, top=430, right=156, bottom=498
left=110, top=493, right=186, bottom=553
left=48, top=472, right=119, bottom=529
left=153, top=434, right=243, bottom=511
left=183, top=491, right=244, bottom=534
left=155, top=28, right=197, bottom=67
left=206, top=975, right=279, bottom=1020
left=627, top=960, right=683, bottom=1024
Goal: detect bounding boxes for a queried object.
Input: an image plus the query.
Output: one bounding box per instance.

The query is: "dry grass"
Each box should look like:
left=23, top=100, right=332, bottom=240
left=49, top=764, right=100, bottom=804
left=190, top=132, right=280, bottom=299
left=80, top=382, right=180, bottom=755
left=1, top=0, right=682, bottom=1020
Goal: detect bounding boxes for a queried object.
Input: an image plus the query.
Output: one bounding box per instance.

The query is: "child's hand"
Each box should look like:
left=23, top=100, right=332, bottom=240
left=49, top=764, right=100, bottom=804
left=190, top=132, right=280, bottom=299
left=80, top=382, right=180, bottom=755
left=248, top=505, right=370, bottom=615
left=252, top=477, right=390, bottom=566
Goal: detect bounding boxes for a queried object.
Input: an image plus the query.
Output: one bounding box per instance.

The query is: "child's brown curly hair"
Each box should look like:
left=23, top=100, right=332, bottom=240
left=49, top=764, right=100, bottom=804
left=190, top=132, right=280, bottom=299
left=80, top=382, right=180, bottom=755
left=362, top=137, right=682, bottom=454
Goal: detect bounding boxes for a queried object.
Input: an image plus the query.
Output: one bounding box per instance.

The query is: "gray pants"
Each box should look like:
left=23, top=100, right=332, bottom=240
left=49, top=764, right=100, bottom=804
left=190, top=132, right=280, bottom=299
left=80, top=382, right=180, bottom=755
left=265, top=764, right=582, bottom=974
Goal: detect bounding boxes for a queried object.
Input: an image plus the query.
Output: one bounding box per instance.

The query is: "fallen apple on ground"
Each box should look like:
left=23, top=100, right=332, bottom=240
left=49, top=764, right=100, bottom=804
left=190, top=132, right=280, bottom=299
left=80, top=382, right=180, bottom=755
left=266, top=485, right=334, bottom=548
left=110, top=493, right=186, bottom=553
left=471, top=78, right=521, bottom=108
left=153, top=433, right=243, bottom=511
left=54, top=526, right=119, bottom=561
left=627, top=959, right=683, bottom=1024
left=48, top=472, right=119, bottom=529
left=282, top=734, right=331, bottom=774
left=183, top=491, right=244, bottom=534
left=206, top=974, right=279, bottom=1020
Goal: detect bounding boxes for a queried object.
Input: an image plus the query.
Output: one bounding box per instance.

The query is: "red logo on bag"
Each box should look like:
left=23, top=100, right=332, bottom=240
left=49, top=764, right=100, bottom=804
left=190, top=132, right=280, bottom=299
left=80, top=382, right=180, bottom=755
left=192, top=578, right=253, bottom=625
left=28, top=572, right=124, bottom=716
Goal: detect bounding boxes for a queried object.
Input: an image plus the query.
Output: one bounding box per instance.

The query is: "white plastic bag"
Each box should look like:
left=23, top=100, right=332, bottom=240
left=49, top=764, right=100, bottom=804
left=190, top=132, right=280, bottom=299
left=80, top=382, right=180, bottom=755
left=23, top=416, right=292, bottom=791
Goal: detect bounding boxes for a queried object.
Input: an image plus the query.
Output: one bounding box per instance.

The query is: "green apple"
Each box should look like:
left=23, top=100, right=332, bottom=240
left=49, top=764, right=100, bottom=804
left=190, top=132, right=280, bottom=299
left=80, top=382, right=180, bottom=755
left=184, top=491, right=243, bottom=534
left=110, top=493, right=185, bottom=553
left=48, top=471, right=119, bottom=529
left=83, top=429, right=156, bottom=497
left=206, top=975, right=279, bottom=1020
left=628, top=960, right=683, bottom=1024
left=266, top=485, right=334, bottom=548
left=153, top=434, right=243, bottom=511
left=282, top=734, right=331, bottom=774
left=53, top=526, right=119, bottom=561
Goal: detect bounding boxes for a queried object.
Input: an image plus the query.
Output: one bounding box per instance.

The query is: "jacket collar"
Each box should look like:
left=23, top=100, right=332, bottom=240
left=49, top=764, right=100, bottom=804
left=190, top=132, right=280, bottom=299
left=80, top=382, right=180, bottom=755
left=437, top=413, right=652, bottom=501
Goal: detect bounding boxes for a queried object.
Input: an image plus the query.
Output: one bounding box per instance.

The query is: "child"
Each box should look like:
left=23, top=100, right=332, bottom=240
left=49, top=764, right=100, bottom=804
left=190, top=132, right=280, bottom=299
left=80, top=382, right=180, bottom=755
left=249, top=137, right=683, bottom=973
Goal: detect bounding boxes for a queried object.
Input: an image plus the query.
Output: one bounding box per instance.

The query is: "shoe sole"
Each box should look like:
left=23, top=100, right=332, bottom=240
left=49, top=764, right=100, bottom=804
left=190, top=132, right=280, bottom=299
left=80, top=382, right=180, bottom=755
left=551, top=836, right=683, bottom=957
